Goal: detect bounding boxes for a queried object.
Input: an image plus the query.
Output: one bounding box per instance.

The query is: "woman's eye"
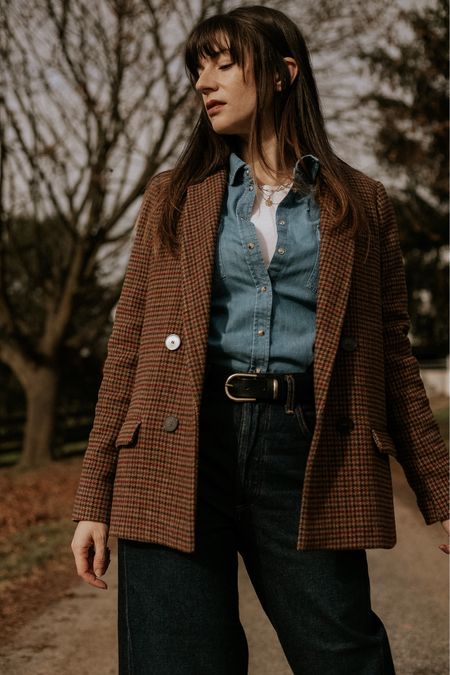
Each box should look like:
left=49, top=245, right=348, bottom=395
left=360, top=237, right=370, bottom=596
left=219, top=63, right=234, bottom=70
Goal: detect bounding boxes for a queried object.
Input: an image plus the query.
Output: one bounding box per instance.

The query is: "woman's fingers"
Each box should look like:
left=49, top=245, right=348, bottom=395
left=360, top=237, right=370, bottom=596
left=75, top=542, right=107, bottom=588
left=93, top=540, right=111, bottom=577
left=71, top=521, right=110, bottom=589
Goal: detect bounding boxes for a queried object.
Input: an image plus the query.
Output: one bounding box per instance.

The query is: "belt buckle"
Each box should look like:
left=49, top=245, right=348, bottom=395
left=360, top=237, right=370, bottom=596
left=224, top=373, right=258, bottom=402
left=224, top=372, right=279, bottom=402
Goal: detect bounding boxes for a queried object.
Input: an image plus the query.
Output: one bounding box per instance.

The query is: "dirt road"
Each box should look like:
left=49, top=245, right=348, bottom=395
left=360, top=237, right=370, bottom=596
left=0, top=460, right=448, bottom=675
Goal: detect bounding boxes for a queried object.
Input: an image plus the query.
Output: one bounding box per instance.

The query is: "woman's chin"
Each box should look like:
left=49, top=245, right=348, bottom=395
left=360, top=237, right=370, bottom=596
left=210, top=121, right=233, bottom=135
left=211, top=122, right=248, bottom=137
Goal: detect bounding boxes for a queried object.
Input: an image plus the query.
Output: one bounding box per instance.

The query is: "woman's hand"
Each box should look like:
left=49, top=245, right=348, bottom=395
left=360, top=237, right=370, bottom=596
left=71, top=521, right=111, bottom=589
left=438, top=519, right=450, bottom=555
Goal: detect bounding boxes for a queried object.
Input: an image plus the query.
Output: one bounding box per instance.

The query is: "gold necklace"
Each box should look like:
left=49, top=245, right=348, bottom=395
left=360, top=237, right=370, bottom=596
left=255, top=180, right=293, bottom=207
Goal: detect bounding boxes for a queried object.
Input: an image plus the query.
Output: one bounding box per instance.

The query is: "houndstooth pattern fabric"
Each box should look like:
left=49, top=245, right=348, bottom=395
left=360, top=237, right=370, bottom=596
left=72, top=163, right=449, bottom=552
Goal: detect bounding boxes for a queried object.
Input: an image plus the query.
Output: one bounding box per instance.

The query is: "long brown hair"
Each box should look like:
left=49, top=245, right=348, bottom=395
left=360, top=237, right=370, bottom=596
left=157, top=5, right=369, bottom=254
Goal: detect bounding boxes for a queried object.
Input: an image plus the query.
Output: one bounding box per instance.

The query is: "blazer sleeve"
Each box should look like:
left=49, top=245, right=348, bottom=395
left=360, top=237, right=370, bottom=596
left=71, top=175, right=158, bottom=525
left=376, top=180, right=449, bottom=525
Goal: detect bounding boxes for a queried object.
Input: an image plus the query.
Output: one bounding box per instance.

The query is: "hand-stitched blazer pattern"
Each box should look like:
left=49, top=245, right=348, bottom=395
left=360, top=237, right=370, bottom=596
left=72, top=162, right=449, bottom=552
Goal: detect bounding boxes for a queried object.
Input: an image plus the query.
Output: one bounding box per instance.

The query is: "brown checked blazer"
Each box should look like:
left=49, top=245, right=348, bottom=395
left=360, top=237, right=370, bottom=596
left=72, top=160, right=449, bottom=552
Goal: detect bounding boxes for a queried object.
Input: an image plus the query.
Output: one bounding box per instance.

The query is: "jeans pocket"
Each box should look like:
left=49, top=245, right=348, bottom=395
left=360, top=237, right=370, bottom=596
left=294, top=402, right=316, bottom=440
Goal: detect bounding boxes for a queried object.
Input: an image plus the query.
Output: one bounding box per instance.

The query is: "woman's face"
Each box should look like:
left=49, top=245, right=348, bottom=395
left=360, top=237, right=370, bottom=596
left=194, top=46, right=258, bottom=137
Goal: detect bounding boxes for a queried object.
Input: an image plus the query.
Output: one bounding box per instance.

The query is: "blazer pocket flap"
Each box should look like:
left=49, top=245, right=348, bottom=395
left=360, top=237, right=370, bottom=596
left=371, top=428, right=397, bottom=457
left=115, top=416, right=142, bottom=449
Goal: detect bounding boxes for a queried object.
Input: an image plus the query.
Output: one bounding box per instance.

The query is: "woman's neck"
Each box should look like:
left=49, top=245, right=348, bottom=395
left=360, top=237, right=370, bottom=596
left=238, top=131, right=293, bottom=186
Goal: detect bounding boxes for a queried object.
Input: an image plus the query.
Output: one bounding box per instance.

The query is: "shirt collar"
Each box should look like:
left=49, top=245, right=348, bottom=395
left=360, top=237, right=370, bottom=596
left=228, top=152, right=247, bottom=185
left=228, top=151, right=320, bottom=186
left=293, top=154, right=320, bottom=184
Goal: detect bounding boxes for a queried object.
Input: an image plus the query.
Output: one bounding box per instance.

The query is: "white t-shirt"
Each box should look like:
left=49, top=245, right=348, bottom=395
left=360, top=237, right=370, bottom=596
left=251, top=184, right=292, bottom=268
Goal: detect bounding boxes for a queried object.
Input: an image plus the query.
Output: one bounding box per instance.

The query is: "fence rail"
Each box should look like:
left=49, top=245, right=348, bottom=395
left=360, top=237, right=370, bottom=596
left=0, top=409, right=94, bottom=466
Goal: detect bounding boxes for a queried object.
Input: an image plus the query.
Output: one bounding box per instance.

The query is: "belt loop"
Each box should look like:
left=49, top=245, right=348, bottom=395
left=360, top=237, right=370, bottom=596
left=284, top=374, right=295, bottom=414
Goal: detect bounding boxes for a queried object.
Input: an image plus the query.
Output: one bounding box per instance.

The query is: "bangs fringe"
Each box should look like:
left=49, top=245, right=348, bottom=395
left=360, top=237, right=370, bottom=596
left=184, top=16, right=248, bottom=85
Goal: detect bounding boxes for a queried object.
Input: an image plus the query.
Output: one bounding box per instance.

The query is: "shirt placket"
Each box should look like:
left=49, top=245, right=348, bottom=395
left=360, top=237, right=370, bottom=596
left=237, top=169, right=273, bottom=373
left=266, top=199, right=289, bottom=280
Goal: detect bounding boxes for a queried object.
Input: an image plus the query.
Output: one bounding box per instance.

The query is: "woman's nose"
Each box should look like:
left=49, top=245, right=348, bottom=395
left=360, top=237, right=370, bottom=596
left=195, top=70, right=218, bottom=95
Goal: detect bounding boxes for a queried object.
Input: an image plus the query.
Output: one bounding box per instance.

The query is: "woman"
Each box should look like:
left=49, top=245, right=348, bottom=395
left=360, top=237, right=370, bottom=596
left=71, top=6, right=449, bottom=674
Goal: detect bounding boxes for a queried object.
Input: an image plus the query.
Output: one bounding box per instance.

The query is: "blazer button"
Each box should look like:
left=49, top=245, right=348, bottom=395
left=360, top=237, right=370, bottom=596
left=165, top=334, right=181, bottom=351
left=336, top=416, right=355, bottom=434
left=341, top=336, right=358, bottom=352
left=163, top=415, right=179, bottom=432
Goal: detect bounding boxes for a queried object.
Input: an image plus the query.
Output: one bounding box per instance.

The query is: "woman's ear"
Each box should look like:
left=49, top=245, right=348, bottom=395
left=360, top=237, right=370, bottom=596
left=275, top=57, right=299, bottom=91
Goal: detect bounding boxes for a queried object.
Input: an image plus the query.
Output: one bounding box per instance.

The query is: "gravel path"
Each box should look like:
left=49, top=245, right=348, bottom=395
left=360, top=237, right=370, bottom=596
left=0, top=461, right=448, bottom=675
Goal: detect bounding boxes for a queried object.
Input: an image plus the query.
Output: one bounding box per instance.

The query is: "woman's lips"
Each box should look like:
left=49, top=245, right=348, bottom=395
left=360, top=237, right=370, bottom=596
left=207, top=103, right=225, bottom=116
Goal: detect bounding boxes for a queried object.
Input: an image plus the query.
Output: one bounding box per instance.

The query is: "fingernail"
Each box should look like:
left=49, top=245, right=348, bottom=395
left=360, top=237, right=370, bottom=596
left=95, top=569, right=102, bottom=577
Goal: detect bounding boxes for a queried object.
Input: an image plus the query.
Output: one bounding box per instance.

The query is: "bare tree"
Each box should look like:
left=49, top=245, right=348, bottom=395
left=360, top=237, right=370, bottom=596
left=0, top=0, right=221, bottom=468
left=0, top=0, right=393, bottom=469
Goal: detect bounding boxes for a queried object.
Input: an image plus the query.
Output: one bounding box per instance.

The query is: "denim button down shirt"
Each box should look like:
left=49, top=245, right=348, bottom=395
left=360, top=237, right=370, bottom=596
left=206, top=151, right=321, bottom=373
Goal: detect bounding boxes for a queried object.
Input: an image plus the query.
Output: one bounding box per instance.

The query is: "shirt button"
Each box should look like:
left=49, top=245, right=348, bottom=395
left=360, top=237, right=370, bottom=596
left=247, top=242, right=255, bottom=250
left=261, top=286, right=267, bottom=292
left=255, top=367, right=261, bottom=373
left=165, top=334, right=181, bottom=350
left=249, top=186, right=254, bottom=191
left=258, top=329, right=265, bottom=336
left=277, top=247, right=286, bottom=255
left=278, top=220, right=286, bottom=226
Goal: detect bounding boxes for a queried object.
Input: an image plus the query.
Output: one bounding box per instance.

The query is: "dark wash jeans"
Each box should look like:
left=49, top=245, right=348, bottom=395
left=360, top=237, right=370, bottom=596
left=117, top=373, right=396, bottom=674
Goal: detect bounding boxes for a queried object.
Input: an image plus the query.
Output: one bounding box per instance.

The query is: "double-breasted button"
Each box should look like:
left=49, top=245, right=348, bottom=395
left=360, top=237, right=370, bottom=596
left=336, top=416, right=355, bottom=435
left=165, top=334, right=181, bottom=351
left=340, top=336, right=358, bottom=352
left=163, top=415, right=179, bottom=432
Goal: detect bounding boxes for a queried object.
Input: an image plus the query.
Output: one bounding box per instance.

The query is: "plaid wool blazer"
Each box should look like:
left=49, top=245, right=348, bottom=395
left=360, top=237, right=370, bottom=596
left=72, top=161, right=449, bottom=552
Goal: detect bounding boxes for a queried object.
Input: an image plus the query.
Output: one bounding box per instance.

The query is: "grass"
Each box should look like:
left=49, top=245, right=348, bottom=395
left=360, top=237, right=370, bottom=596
left=0, top=519, right=75, bottom=583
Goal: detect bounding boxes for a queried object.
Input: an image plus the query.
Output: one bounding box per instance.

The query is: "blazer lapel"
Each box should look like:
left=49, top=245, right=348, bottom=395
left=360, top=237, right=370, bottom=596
left=179, top=167, right=228, bottom=401
left=313, top=190, right=355, bottom=415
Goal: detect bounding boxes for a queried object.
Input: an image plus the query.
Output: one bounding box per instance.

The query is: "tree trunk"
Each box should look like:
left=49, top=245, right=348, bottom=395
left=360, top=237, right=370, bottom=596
left=18, top=366, right=59, bottom=469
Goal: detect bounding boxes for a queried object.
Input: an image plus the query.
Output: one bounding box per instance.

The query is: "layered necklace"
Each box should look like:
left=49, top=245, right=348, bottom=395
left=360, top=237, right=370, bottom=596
left=255, top=179, right=293, bottom=207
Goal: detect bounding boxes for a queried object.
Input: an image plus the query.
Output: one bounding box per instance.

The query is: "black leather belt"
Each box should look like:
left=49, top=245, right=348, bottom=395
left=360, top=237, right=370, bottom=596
left=204, top=363, right=315, bottom=408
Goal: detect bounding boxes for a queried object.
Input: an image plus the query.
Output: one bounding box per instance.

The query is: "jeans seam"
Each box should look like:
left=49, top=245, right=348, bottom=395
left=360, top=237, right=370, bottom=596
left=252, top=403, right=269, bottom=502
left=122, top=542, right=135, bottom=674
